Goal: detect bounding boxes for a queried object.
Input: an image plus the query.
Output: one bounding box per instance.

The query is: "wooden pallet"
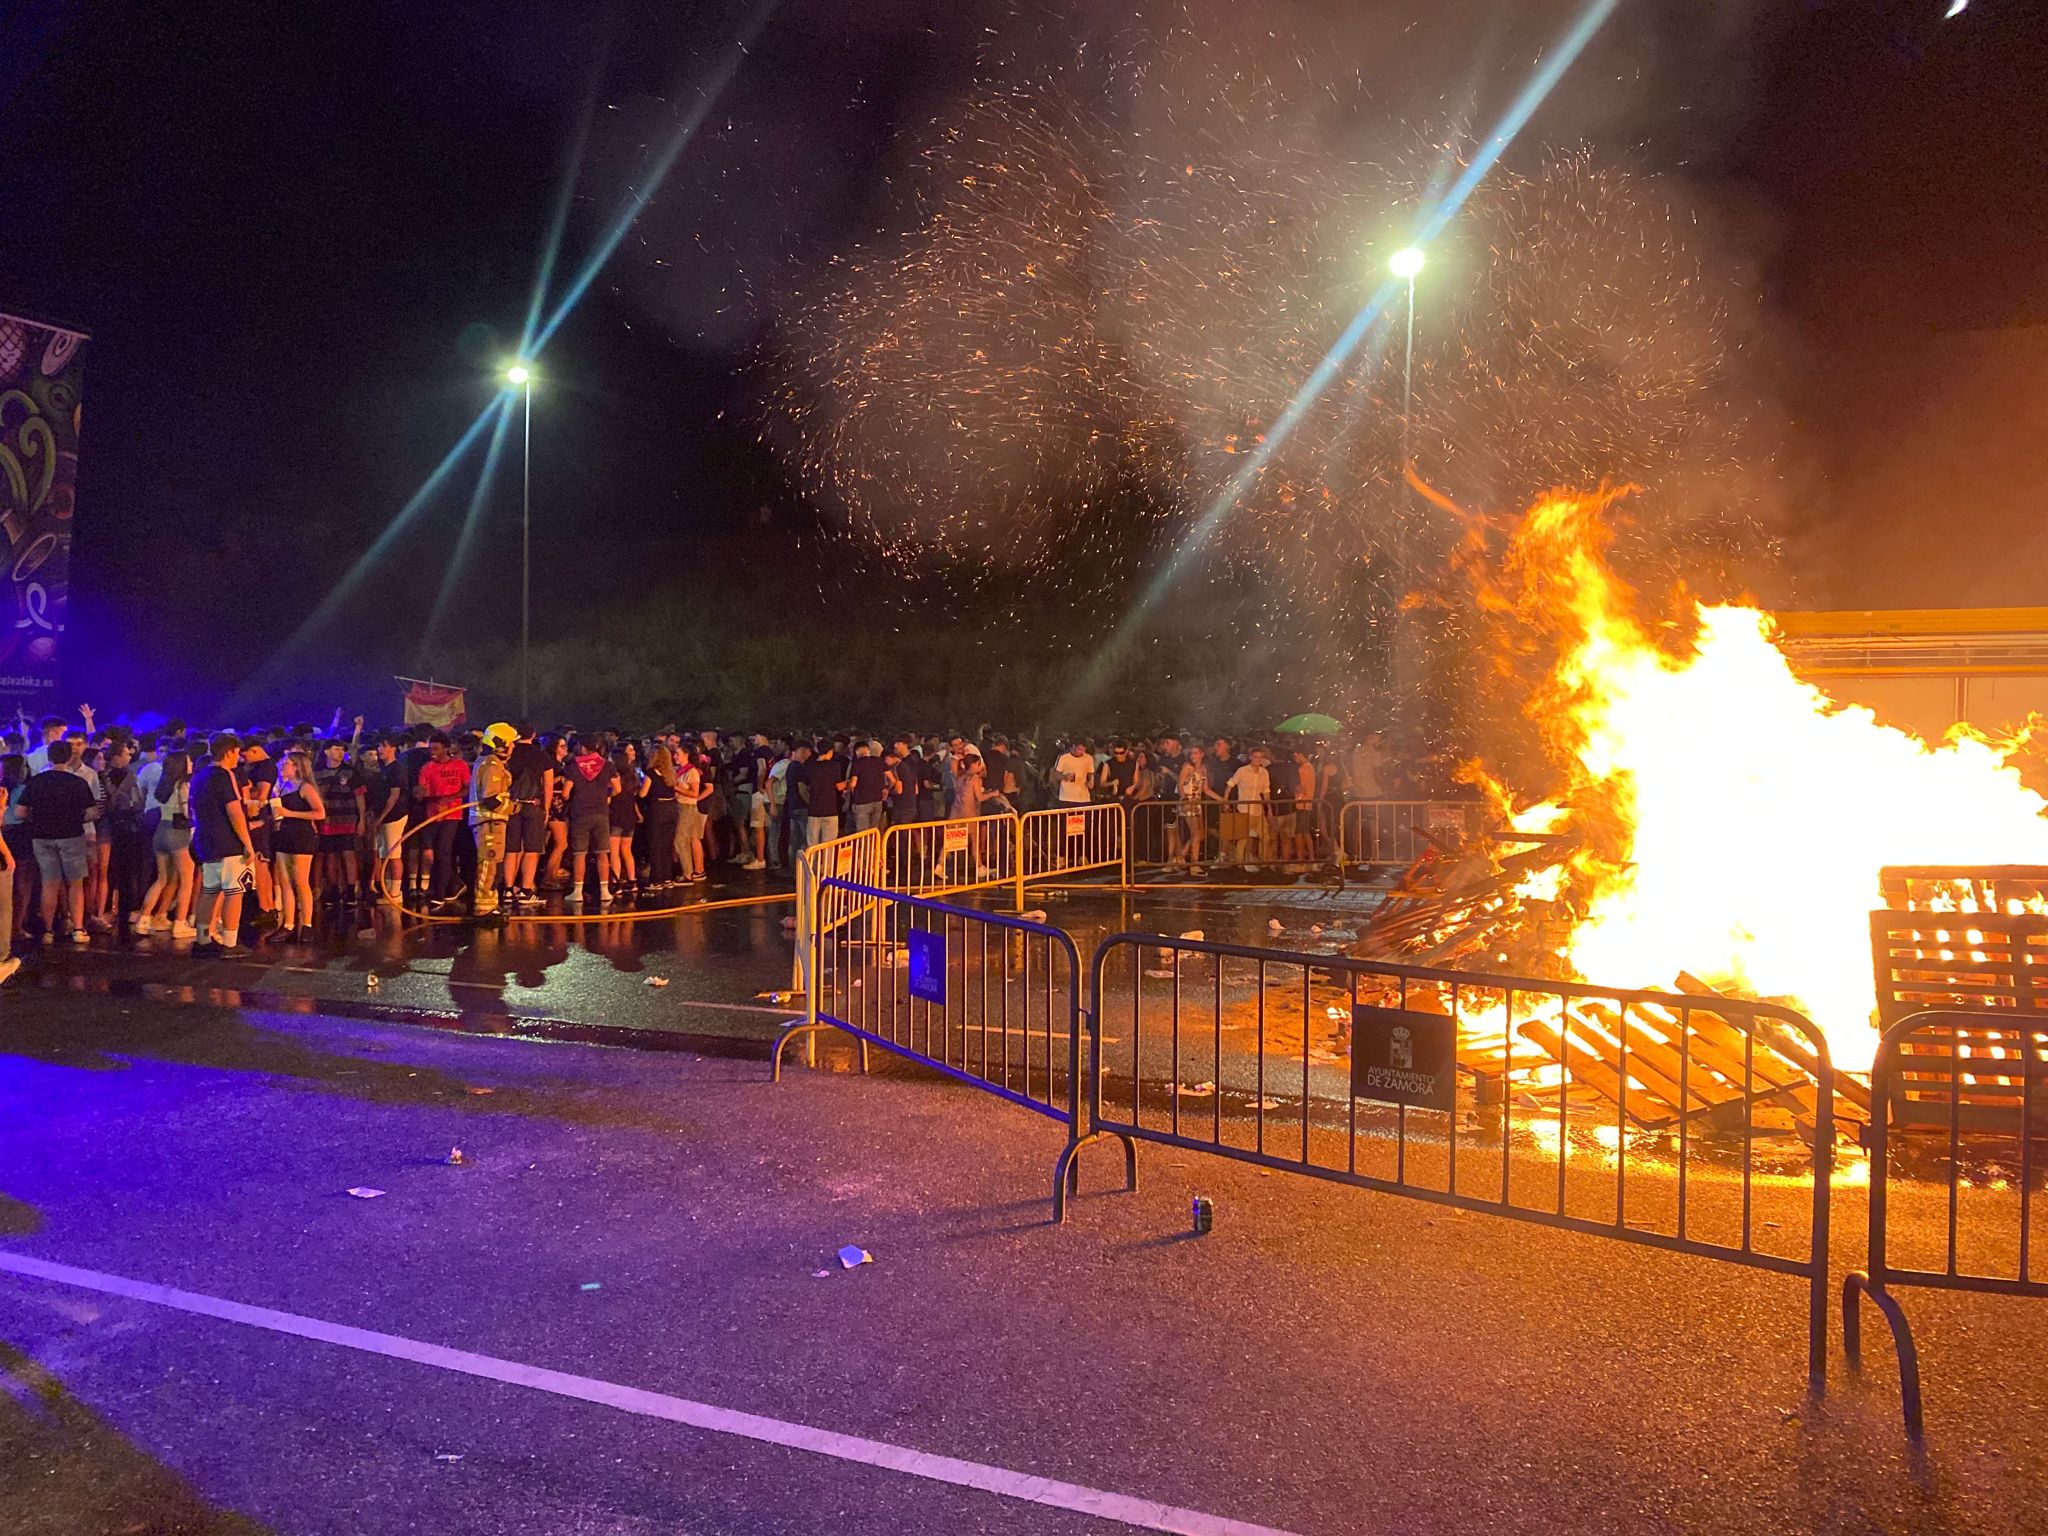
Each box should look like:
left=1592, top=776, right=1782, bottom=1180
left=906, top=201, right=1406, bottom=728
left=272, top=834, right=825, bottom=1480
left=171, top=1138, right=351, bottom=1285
left=1871, top=909, right=2048, bottom=1026
left=1515, top=996, right=1838, bottom=1134
left=1871, top=865, right=2048, bottom=1135
left=1878, top=865, right=2048, bottom=920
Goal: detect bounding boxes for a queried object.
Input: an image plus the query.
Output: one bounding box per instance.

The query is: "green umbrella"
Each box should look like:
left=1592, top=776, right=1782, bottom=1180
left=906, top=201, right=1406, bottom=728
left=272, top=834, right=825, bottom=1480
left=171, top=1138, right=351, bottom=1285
left=1275, top=713, right=1342, bottom=734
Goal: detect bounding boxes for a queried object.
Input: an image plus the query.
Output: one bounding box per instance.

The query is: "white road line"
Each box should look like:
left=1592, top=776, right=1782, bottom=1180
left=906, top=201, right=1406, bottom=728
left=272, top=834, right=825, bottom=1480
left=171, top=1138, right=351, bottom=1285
left=0, top=1250, right=1300, bottom=1536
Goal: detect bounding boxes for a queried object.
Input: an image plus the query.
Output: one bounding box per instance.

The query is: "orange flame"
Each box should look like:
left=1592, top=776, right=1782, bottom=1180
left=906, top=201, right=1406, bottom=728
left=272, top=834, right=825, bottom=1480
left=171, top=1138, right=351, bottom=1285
left=1481, top=489, right=2048, bottom=1070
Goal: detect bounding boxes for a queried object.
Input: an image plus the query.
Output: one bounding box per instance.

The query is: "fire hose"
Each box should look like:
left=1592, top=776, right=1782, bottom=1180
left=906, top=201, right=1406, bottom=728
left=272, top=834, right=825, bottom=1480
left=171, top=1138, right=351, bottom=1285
left=374, top=798, right=793, bottom=927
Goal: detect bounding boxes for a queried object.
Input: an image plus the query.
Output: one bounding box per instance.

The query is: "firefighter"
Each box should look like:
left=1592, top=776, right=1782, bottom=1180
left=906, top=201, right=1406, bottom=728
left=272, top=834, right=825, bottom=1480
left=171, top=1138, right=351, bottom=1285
left=468, top=722, right=517, bottom=926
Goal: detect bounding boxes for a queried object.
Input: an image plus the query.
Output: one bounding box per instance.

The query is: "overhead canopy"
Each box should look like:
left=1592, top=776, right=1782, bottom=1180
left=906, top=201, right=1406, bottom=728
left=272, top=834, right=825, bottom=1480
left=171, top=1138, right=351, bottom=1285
left=1773, top=607, right=2048, bottom=677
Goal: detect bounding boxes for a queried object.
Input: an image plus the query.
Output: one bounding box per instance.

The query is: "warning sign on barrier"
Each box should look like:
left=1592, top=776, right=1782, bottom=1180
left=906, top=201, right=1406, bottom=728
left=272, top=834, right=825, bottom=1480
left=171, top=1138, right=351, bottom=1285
left=833, top=842, right=856, bottom=877
left=908, top=928, right=946, bottom=1004
left=1065, top=813, right=1087, bottom=837
left=942, top=824, right=969, bottom=855
left=1350, top=1005, right=1455, bottom=1111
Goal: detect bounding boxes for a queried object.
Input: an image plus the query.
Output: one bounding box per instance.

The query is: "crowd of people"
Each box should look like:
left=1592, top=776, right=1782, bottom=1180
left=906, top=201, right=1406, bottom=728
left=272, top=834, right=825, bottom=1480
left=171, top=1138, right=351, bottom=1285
left=0, top=702, right=1446, bottom=971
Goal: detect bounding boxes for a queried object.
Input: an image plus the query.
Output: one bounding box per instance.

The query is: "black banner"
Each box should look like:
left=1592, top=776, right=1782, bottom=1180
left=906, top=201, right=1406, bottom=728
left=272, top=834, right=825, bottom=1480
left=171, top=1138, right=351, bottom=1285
left=1350, top=1004, right=1457, bottom=1111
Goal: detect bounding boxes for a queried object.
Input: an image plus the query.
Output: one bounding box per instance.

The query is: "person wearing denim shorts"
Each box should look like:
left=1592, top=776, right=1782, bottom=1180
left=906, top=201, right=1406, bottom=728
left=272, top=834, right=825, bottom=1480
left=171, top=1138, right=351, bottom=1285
left=18, top=739, right=97, bottom=943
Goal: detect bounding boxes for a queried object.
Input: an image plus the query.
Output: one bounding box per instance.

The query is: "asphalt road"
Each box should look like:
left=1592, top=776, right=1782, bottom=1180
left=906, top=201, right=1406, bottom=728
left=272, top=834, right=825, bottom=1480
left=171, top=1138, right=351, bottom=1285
left=1, top=989, right=2043, bottom=1534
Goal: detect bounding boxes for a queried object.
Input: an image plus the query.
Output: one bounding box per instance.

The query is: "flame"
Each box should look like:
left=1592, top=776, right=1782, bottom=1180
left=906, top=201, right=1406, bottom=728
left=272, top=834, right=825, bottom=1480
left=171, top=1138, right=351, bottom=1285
left=1481, top=488, right=2048, bottom=1070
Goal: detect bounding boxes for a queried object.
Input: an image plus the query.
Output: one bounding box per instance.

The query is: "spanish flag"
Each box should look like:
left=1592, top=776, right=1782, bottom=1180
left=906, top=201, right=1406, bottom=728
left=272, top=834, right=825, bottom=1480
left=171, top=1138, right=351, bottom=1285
left=396, top=676, right=467, bottom=729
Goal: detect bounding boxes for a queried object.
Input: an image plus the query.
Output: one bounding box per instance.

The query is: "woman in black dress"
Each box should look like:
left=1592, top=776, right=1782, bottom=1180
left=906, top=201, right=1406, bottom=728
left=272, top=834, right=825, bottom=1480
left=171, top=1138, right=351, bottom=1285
left=271, top=748, right=326, bottom=940
left=643, top=744, right=680, bottom=890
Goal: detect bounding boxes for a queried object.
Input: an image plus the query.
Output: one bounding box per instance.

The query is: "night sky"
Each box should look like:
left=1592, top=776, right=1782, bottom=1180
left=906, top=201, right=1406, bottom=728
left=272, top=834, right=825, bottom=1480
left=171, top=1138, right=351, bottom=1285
left=1, top=0, right=2040, bottom=720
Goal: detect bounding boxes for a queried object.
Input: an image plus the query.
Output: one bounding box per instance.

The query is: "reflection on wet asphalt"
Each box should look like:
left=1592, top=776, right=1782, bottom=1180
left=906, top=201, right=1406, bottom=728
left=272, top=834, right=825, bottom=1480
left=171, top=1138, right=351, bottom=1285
left=25, top=873, right=1394, bottom=1044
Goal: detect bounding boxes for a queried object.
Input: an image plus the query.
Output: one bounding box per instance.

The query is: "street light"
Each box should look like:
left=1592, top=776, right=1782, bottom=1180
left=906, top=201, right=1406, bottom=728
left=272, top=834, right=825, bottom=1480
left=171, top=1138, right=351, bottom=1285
left=504, top=361, right=536, bottom=716
left=1389, top=248, right=1424, bottom=473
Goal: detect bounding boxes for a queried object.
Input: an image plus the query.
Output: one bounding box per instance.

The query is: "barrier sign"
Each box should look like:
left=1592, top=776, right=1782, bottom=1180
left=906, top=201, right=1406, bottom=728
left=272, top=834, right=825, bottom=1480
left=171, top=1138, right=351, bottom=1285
left=942, top=824, right=969, bottom=855
left=1350, top=1005, right=1455, bottom=1111
left=907, top=928, right=946, bottom=1005
left=1065, top=813, right=1087, bottom=837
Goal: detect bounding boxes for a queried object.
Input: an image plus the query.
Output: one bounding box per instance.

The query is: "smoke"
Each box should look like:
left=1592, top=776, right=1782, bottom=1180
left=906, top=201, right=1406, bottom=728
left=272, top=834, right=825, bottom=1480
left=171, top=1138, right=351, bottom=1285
left=572, top=1, right=1799, bottom=726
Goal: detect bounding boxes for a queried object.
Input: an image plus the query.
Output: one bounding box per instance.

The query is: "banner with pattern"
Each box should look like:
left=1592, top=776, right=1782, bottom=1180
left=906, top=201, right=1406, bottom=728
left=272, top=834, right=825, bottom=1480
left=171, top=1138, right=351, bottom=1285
left=0, top=311, right=86, bottom=695
left=398, top=677, right=468, bottom=729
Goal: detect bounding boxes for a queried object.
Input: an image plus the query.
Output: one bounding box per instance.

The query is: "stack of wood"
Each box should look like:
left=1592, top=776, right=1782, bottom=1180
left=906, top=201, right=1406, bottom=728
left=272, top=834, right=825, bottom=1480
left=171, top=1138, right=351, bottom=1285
left=1356, top=827, right=1578, bottom=974
left=1350, top=828, right=1867, bottom=1137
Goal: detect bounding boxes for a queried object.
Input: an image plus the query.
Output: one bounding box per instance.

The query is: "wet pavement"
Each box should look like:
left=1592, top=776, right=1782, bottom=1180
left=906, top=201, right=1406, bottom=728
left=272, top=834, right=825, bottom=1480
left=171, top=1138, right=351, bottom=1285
left=2, top=987, right=2044, bottom=1534
left=19, top=868, right=806, bottom=1045
left=13, top=869, right=1394, bottom=1061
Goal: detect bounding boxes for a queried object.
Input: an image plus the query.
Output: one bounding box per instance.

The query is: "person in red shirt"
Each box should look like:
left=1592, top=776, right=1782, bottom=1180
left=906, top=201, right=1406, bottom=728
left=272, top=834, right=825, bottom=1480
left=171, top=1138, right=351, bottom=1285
left=413, top=733, right=472, bottom=907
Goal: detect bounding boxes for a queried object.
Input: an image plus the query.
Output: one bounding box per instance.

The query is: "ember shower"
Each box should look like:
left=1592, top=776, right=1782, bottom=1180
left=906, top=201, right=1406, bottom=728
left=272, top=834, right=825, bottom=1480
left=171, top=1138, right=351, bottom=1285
left=768, top=32, right=1780, bottom=744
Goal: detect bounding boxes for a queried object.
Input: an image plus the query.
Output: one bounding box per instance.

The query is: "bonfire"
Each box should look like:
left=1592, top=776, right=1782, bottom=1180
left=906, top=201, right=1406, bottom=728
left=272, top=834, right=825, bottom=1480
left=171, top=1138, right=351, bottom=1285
left=1360, top=487, right=2048, bottom=1085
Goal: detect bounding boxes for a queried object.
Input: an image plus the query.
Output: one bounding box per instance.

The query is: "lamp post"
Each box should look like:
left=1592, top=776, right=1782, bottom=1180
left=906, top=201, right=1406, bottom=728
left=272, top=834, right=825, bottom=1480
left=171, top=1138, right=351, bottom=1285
left=1389, top=247, right=1424, bottom=475
left=505, top=363, right=534, bottom=717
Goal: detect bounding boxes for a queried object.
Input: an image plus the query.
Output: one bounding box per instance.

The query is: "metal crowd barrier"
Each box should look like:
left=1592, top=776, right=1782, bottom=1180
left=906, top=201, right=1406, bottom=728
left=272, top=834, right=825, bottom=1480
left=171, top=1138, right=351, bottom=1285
left=1844, top=1008, right=2048, bottom=1439
left=1339, top=799, right=1487, bottom=866
left=772, top=877, right=1133, bottom=1220
left=789, top=826, right=884, bottom=1025
left=1126, top=797, right=1337, bottom=877
left=1088, top=931, right=1837, bottom=1395
left=881, top=812, right=1020, bottom=902
left=1019, top=802, right=1128, bottom=888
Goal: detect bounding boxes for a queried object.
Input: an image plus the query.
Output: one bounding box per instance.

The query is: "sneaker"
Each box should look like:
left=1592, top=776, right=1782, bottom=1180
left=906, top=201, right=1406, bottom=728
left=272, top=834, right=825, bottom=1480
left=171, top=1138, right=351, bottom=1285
left=563, top=888, right=583, bottom=907
left=741, top=859, right=766, bottom=871
left=70, top=928, right=91, bottom=945
left=132, top=914, right=155, bottom=936
left=218, top=942, right=251, bottom=959
left=39, top=932, right=53, bottom=947
left=171, top=921, right=198, bottom=939
left=0, top=956, right=19, bottom=987
left=191, top=938, right=221, bottom=956
left=87, top=914, right=112, bottom=935
left=597, top=886, right=614, bottom=906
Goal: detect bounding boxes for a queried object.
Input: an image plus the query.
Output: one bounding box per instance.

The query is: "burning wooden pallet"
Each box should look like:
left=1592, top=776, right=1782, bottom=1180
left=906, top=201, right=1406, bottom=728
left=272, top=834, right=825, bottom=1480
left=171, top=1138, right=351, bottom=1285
left=1870, top=865, right=2048, bottom=1135
left=1357, top=829, right=1578, bottom=973
left=1352, top=830, right=1867, bottom=1135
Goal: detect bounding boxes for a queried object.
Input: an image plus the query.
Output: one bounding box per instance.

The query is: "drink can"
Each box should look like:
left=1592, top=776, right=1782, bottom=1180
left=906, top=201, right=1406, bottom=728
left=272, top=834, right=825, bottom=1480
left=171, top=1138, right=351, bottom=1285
left=1192, top=1195, right=1213, bottom=1235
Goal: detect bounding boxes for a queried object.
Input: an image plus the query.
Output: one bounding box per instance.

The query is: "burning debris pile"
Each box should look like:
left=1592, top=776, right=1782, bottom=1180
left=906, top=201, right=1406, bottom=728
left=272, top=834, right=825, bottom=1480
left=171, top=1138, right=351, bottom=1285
left=1352, top=486, right=2048, bottom=1114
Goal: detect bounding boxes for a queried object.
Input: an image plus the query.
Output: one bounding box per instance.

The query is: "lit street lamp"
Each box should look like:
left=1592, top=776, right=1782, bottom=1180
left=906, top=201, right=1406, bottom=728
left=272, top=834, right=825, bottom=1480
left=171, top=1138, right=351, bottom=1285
left=1389, top=247, right=1424, bottom=474
left=505, top=362, right=535, bottom=717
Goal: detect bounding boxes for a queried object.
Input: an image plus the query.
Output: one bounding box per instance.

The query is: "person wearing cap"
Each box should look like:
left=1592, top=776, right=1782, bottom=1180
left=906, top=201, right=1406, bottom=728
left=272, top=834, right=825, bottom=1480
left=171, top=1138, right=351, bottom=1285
left=1097, top=740, right=1137, bottom=802
left=465, top=722, right=518, bottom=924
